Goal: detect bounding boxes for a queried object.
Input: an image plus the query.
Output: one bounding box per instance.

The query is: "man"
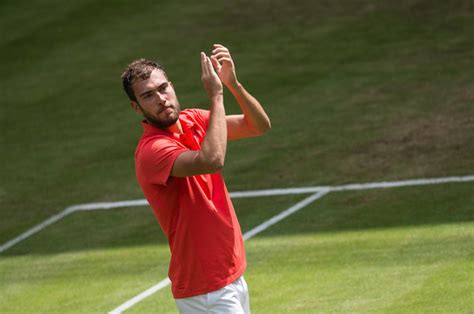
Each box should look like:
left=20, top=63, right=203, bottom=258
left=121, top=44, right=271, bottom=313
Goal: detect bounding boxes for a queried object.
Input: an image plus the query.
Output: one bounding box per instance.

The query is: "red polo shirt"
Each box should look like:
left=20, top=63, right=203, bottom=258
left=134, top=108, right=246, bottom=299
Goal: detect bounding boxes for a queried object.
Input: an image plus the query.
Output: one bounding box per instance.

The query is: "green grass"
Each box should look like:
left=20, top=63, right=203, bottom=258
left=2, top=0, right=474, bottom=242
left=1, top=186, right=472, bottom=313
left=246, top=184, right=474, bottom=313
left=0, top=195, right=305, bottom=313
left=247, top=223, right=474, bottom=313
left=1, top=0, right=473, bottom=312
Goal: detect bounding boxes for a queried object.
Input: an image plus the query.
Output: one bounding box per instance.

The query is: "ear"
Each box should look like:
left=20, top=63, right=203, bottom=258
left=131, top=101, right=142, bottom=114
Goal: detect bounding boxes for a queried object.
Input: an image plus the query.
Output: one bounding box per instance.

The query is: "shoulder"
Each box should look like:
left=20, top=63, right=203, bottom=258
left=136, top=136, right=182, bottom=161
left=181, top=108, right=210, bottom=127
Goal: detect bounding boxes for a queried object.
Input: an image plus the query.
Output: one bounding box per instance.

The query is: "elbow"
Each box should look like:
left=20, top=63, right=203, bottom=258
left=254, top=118, right=272, bottom=136
left=263, top=119, right=272, bottom=134
left=208, top=156, right=225, bottom=172
left=214, top=160, right=225, bottom=172
left=198, top=153, right=225, bottom=173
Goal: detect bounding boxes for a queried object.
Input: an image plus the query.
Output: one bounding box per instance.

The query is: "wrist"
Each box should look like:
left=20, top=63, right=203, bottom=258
left=210, top=91, right=223, bottom=98
left=228, top=81, right=242, bottom=93
left=209, top=92, right=224, bottom=103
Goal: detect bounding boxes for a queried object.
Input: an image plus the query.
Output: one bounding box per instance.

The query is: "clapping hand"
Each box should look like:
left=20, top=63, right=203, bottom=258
left=210, top=44, right=239, bottom=90
left=201, top=51, right=223, bottom=98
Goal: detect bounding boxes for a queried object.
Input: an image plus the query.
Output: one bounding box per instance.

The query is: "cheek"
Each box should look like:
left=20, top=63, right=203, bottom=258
left=138, top=103, right=156, bottom=117
left=140, top=99, right=157, bottom=110
left=168, top=91, right=177, bottom=100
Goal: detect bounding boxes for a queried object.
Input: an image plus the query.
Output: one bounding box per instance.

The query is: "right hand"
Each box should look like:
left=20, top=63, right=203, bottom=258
left=201, top=52, right=223, bottom=98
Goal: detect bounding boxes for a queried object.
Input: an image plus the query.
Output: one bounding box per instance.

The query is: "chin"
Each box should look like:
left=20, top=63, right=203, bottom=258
left=163, top=114, right=180, bottom=128
left=167, top=116, right=179, bottom=127
left=145, top=107, right=180, bottom=129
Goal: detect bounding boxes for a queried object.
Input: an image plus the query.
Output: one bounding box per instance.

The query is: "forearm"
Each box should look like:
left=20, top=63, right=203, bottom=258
left=197, top=94, right=227, bottom=170
left=229, top=82, right=271, bottom=134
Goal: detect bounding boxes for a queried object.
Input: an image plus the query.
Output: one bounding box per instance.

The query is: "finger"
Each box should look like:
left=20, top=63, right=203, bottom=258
left=210, top=55, right=221, bottom=72
left=212, top=47, right=229, bottom=54
left=212, top=45, right=228, bottom=50
left=206, top=56, right=216, bottom=74
left=217, top=57, right=233, bottom=64
left=200, top=52, right=208, bottom=75
left=204, top=54, right=214, bottom=76
left=213, top=43, right=226, bottom=49
left=212, top=52, right=231, bottom=60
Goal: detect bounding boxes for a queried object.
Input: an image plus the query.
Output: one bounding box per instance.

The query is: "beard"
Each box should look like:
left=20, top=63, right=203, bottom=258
left=139, top=102, right=181, bottom=129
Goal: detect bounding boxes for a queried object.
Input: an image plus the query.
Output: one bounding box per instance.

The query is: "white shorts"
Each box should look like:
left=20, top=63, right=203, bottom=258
left=175, top=276, right=250, bottom=314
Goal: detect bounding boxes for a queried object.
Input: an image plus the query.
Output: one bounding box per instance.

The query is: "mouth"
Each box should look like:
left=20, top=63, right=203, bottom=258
left=159, top=107, right=176, bottom=118
left=159, top=106, right=174, bottom=114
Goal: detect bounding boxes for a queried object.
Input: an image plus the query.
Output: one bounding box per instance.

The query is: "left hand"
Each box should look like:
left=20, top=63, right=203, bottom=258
left=201, top=52, right=223, bottom=98
left=210, top=44, right=239, bottom=90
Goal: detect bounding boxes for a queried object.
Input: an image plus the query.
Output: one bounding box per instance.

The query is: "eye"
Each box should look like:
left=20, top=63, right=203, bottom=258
left=159, top=83, right=169, bottom=93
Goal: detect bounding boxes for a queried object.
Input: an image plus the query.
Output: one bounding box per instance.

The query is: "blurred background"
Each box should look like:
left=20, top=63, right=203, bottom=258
left=1, top=0, right=473, bottom=312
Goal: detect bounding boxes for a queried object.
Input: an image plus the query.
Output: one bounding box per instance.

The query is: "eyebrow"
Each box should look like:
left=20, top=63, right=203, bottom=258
left=139, top=90, right=154, bottom=98
left=139, top=82, right=168, bottom=98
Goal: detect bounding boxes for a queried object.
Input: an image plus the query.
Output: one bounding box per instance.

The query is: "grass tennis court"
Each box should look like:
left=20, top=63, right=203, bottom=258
left=1, top=0, right=473, bottom=312
left=1, top=182, right=473, bottom=312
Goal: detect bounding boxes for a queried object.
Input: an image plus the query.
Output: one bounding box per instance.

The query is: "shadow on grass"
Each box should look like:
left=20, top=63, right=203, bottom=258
left=260, top=182, right=474, bottom=237
left=1, top=183, right=473, bottom=257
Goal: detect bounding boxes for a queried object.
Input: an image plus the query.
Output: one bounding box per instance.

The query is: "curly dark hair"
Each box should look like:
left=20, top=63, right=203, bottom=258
left=121, top=58, right=167, bottom=101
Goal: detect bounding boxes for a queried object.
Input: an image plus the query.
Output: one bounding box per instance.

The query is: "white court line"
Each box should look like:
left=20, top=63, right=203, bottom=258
left=0, top=207, right=77, bottom=254
left=108, top=278, right=172, bottom=314
left=1, top=175, right=474, bottom=254
left=108, top=189, right=331, bottom=314
left=0, top=200, right=146, bottom=254
left=328, top=175, right=474, bottom=192
left=242, top=189, right=331, bottom=240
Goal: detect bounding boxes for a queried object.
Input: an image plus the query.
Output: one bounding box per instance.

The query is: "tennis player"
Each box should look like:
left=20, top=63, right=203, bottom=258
left=121, top=44, right=270, bottom=313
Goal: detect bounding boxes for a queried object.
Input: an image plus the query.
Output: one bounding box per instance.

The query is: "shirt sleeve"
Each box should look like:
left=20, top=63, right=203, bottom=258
left=139, top=137, right=188, bottom=186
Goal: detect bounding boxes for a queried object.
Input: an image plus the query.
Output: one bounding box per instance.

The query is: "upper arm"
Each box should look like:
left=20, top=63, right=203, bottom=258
left=169, top=109, right=227, bottom=177
left=226, top=114, right=261, bottom=141
left=164, top=115, right=257, bottom=177
left=138, top=139, right=188, bottom=185
left=141, top=142, right=222, bottom=182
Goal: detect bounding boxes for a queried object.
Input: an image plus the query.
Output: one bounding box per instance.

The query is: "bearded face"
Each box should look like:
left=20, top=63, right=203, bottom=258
left=132, top=69, right=181, bottom=130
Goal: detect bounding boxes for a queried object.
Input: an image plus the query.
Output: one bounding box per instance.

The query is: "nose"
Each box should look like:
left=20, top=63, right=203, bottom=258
left=156, top=91, right=166, bottom=105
